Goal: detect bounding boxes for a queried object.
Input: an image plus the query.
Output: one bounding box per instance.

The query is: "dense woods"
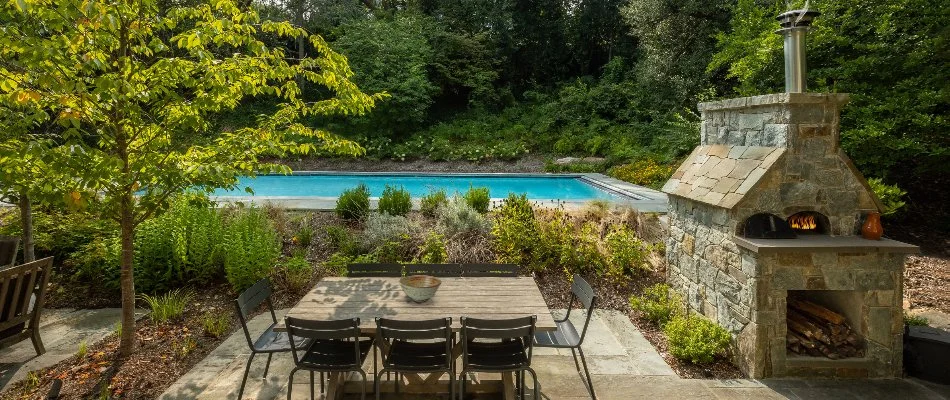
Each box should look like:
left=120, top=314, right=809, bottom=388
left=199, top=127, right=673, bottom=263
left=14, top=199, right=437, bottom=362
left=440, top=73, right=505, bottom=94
left=230, top=0, right=948, bottom=235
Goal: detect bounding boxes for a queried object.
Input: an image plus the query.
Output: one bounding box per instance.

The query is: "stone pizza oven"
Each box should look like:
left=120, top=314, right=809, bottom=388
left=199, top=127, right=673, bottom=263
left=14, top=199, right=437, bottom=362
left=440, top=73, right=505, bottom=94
left=661, top=92, right=919, bottom=378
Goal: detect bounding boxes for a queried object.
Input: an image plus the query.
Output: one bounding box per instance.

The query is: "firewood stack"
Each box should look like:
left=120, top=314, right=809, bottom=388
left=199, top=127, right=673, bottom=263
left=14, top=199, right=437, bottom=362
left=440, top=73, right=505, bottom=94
left=785, top=298, right=864, bottom=359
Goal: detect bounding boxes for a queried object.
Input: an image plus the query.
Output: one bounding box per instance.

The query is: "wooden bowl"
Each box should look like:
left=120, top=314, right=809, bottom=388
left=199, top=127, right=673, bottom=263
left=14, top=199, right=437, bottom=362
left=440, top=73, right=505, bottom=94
left=400, top=275, right=441, bottom=303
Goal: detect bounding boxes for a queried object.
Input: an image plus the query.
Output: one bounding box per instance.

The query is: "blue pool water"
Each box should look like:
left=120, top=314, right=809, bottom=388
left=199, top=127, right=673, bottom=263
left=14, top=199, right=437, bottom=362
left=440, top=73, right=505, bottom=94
left=211, top=174, right=622, bottom=201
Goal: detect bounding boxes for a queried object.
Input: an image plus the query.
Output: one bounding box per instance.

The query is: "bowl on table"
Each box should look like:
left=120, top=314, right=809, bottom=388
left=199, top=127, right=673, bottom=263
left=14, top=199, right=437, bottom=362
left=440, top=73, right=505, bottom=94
left=400, top=275, right=441, bottom=303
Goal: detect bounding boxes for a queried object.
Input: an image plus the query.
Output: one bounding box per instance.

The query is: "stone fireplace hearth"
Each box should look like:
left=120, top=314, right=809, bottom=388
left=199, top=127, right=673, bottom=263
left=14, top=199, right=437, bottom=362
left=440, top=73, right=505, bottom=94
left=662, top=93, right=919, bottom=378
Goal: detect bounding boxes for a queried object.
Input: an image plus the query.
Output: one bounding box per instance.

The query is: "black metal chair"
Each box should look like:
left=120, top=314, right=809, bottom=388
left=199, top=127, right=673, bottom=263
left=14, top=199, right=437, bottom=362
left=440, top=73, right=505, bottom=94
left=405, top=263, right=463, bottom=277
left=459, top=315, right=539, bottom=400
left=374, top=317, right=454, bottom=399
left=534, top=274, right=598, bottom=399
left=234, top=279, right=309, bottom=400
left=460, top=263, right=519, bottom=277
left=285, top=317, right=374, bottom=400
left=347, top=263, right=402, bottom=277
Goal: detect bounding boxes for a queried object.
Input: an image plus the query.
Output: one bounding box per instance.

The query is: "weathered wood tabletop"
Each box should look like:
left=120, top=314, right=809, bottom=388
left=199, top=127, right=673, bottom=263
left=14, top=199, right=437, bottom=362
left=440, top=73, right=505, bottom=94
left=278, top=276, right=556, bottom=332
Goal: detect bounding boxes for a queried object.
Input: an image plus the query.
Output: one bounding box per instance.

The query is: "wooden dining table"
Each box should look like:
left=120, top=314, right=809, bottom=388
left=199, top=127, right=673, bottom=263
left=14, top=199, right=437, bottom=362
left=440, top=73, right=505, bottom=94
left=277, top=276, right=557, bottom=399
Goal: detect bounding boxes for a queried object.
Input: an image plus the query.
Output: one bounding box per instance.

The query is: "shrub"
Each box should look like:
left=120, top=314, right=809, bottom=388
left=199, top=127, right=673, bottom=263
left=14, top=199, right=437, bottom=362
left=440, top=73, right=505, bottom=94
left=323, top=252, right=378, bottom=276
left=605, top=225, right=648, bottom=277
left=325, top=225, right=358, bottom=256
left=0, top=208, right=117, bottom=263
left=867, top=178, right=907, bottom=216
left=336, top=184, right=371, bottom=220
left=71, top=235, right=122, bottom=292
left=133, top=197, right=224, bottom=292
left=361, top=213, right=416, bottom=251
left=436, top=196, right=491, bottom=238
left=904, top=313, right=929, bottom=326
left=139, top=289, right=194, bottom=324
left=608, top=159, right=675, bottom=190
left=293, top=217, right=314, bottom=248
left=202, top=312, right=232, bottom=338
left=419, top=189, right=448, bottom=218
left=664, top=314, right=732, bottom=364
left=630, top=284, right=682, bottom=326
left=491, top=194, right=538, bottom=266
left=277, top=255, right=313, bottom=292
left=378, top=185, right=412, bottom=216
left=222, top=207, right=281, bottom=291
left=416, top=231, right=448, bottom=263
left=532, top=210, right=573, bottom=272
left=463, top=186, right=491, bottom=213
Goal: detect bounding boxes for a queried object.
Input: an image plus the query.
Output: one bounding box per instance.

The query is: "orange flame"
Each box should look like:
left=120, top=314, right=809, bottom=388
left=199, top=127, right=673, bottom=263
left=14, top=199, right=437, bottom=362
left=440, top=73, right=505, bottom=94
left=788, top=214, right=817, bottom=230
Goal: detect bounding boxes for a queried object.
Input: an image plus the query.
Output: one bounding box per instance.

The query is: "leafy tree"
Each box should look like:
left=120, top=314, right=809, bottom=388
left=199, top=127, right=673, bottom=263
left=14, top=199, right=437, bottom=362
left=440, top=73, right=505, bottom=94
left=621, top=0, right=733, bottom=110
left=1, top=0, right=382, bottom=357
left=709, top=0, right=949, bottom=183
left=333, top=15, right=439, bottom=136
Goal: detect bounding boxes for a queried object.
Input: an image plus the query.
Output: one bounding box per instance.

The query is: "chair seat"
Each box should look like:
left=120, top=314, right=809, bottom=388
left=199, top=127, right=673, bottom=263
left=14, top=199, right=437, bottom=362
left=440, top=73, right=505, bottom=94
left=385, top=340, right=452, bottom=371
left=466, top=340, right=529, bottom=371
left=534, top=319, right=581, bottom=348
left=253, top=324, right=311, bottom=352
left=298, top=338, right=373, bottom=370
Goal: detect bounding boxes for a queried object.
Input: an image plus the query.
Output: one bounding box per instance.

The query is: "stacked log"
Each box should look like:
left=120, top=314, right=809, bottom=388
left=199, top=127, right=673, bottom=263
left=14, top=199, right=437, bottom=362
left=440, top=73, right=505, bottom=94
left=785, top=298, right=864, bottom=359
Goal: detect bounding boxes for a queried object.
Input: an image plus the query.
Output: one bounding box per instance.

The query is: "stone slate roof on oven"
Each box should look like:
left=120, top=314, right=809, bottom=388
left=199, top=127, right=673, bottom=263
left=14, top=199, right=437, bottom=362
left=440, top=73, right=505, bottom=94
left=662, top=145, right=784, bottom=209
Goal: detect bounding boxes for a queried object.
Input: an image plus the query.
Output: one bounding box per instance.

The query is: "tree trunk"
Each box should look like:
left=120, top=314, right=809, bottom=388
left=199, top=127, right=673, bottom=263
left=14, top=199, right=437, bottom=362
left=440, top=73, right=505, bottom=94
left=18, top=193, right=35, bottom=262
left=117, top=193, right=136, bottom=357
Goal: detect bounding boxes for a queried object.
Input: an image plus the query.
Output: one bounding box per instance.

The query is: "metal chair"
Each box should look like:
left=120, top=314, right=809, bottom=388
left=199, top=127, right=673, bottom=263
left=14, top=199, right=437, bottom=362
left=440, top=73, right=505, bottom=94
left=405, top=263, right=463, bottom=277
left=460, top=263, right=519, bottom=277
left=347, top=263, right=402, bottom=277
left=234, top=279, right=308, bottom=399
left=374, top=317, right=454, bottom=399
left=459, top=315, right=539, bottom=400
left=285, top=317, right=374, bottom=400
left=534, top=274, right=598, bottom=399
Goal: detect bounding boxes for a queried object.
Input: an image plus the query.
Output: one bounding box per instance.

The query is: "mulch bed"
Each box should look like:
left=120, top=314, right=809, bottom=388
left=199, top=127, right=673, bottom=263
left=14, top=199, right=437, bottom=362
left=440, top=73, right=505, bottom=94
left=533, top=269, right=745, bottom=380
left=904, top=255, right=950, bottom=314
left=0, top=284, right=239, bottom=400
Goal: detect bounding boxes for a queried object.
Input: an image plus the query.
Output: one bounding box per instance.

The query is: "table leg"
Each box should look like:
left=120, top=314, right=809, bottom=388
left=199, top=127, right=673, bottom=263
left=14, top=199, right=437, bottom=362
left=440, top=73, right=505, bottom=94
left=502, top=372, right=516, bottom=400
left=324, top=372, right=344, bottom=400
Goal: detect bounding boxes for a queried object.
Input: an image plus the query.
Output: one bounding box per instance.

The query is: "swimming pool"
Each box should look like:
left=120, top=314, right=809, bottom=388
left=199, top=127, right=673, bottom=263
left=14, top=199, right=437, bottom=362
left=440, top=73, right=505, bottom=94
left=212, top=173, right=622, bottom=200
left=209, top=172, right=669, bottom=212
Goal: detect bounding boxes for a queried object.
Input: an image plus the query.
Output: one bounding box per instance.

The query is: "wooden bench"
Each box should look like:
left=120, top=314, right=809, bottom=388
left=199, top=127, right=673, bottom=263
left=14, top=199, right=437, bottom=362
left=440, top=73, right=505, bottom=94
left=0, top=257, right=52, bottom=356
left=0, top=236, right=19, bottom=269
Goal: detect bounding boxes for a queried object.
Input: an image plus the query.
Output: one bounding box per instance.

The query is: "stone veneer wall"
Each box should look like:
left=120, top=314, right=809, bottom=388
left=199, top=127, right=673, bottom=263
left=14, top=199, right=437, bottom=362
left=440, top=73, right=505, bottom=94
left=665, top=93, right=904, bottom=378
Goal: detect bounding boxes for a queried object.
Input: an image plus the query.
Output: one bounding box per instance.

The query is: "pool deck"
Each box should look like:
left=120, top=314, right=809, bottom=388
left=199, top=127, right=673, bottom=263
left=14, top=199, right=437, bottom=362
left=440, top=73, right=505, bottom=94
left=210, top=172, right=669, bottom=213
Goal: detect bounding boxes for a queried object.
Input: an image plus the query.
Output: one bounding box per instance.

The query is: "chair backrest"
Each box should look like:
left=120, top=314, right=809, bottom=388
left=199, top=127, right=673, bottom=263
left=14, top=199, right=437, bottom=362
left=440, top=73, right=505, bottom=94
left=234, top=279, right=276, bottom=348
left=461, top=263, right=519, bottom=277
left=376, top=317, right=452, bottom=367
left=570, top=274, right=597, bottom=342
left=405, top=263, right=463, bottom=277
left=0, top=257, right=52, bottom=336
left=0, top=237, right=19, bottom=269
left=460, top=315, right=537, bottom=368
left=285, top=317, right=362, bottom=367
left=347, top=263, right=402, bottom=277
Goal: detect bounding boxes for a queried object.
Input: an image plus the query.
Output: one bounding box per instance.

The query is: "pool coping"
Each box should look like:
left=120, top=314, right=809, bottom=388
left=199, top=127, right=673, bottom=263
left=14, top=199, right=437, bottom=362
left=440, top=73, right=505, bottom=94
left=210, top=171, right=669, bottom=213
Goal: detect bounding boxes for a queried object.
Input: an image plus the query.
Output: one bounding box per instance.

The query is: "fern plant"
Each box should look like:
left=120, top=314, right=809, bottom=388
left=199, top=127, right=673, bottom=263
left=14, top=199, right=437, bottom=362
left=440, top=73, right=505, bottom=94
left=222, top=207, right=281, bottom=291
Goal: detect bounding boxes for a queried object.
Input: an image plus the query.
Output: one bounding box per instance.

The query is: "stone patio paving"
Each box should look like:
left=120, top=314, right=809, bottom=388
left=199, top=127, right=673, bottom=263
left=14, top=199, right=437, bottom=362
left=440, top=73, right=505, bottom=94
left=158, top=309, right=949, bottom=400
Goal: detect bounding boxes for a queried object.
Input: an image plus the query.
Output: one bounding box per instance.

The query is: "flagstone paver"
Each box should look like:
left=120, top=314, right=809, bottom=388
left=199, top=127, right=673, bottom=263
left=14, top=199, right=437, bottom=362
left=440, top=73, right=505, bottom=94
left=156, top=308, right=949, bottom=400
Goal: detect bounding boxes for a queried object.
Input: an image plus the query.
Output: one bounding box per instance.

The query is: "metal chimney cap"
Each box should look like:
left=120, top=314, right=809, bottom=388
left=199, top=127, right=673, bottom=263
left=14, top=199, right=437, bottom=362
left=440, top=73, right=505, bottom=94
left=776, top=9, right=820, bottom=29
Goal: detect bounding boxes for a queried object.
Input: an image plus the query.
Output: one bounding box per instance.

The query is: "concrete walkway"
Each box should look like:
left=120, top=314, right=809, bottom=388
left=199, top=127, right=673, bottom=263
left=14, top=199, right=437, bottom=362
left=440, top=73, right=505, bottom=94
left=0, top=308, right=128, bottom=391
left=160, top=309, right=949, bottom=400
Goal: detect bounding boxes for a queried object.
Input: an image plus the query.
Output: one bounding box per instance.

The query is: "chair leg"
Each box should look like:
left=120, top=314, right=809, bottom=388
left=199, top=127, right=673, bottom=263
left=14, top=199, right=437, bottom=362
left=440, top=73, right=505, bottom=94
left=570, top=347, right=582, bottom=374
left=524, top=367, right=540, bottom=400
left=375, top=369, right=385, bottom=400
left=310, top=371, right=315, bottom=400
left=519, top=370, right=525, bottom=400
left=30, top=329, right=45, bottom=356
left=358, top=370, right=367, bottom=400
left=264, top=353, right=274, bottom=378
left=238, top=352, right=256, bottom=400
left=577, top=347, right=596, bottom=400
left=287, top=367, right=296, bottom=400
left=449, top=368, right=455, bottom=400
left=320, top=372, right=324, bottom=394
